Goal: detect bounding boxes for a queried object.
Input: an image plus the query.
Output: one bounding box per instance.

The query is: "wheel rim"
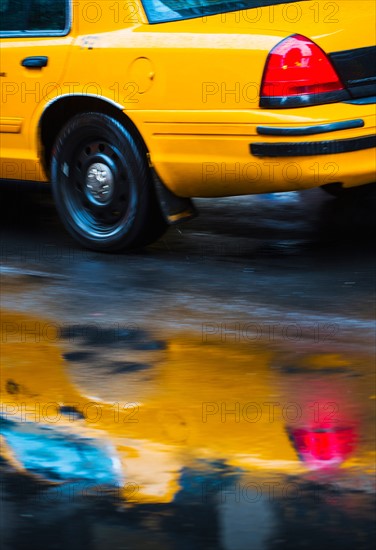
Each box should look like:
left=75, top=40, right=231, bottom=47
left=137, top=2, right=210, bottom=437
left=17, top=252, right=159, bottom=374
left=85, top=162, right=115, bottom=205
left=61, top=139, right=137, bottom=240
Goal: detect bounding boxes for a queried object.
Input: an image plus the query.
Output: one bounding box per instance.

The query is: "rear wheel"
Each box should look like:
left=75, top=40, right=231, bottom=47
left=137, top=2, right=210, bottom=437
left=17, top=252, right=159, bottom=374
left=51, top=112, right=167, bottom=251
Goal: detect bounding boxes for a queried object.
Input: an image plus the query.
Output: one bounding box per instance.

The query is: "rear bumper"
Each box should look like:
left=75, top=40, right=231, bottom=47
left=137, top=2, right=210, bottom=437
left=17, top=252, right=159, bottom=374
left=251, top=134, right=376, bottom=158
left=130, top=102, right=376, bottom=197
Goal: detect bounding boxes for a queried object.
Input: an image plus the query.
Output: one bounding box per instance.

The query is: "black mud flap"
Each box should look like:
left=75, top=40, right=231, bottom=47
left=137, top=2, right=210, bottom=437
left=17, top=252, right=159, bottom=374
left=151, top=167, right=197, bottom=225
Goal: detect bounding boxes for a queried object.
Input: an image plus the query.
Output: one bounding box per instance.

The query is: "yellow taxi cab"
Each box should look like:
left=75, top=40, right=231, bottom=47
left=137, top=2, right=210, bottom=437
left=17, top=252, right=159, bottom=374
left=1, top=0, right=375, bottom=251
left=1, top=311, right=374, bottom=504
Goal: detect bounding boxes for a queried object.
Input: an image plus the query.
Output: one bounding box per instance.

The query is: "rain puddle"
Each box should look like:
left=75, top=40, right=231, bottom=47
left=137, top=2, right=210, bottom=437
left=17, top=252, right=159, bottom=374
left=1, top=310, right=375, bottom=549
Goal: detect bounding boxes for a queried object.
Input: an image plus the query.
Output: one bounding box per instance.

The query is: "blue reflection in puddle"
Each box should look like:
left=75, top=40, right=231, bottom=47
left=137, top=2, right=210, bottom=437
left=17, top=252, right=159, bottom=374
left=0, top=416, right=121, bottom=485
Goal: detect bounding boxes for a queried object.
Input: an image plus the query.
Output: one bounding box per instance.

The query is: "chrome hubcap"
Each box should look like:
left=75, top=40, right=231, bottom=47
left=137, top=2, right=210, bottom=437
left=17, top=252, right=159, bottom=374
left=85, top=162, right=114, bottom=203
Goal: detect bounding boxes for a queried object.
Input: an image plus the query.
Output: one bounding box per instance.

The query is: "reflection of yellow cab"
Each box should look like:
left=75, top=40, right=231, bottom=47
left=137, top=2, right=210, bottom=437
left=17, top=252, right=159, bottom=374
left=1, top=311, right=374, bottom=503
left=0, top=1, right=375, bottom=250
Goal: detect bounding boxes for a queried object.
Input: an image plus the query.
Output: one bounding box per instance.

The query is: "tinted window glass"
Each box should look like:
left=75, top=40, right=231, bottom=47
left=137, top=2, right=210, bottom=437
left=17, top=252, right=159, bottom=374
left=0, top=0, right=67, bottom=33
left=142, top=0, right=307, bottom=23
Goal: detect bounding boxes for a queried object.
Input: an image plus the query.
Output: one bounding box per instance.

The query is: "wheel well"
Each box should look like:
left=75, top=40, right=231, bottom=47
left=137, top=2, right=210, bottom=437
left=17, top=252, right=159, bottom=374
left=39, top=97, right=144, bottom=178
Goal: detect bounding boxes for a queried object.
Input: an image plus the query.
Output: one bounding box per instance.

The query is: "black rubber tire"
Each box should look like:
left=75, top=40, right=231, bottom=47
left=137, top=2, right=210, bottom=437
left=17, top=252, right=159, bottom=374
left=321, top=182, right=376, bottom=198
left=51, top=112, right=167, bottom=252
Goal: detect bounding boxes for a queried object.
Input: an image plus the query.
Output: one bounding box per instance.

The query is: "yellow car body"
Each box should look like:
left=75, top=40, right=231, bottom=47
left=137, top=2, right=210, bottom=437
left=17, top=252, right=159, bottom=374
left=1, top=1, right=375, bottom=250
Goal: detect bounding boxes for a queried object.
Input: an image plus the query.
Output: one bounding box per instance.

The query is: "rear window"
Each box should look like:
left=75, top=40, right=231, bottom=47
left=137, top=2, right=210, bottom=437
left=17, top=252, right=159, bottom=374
left=0, top=0, right=68, bottom=35
left=142, top=0, right=305, bottom=24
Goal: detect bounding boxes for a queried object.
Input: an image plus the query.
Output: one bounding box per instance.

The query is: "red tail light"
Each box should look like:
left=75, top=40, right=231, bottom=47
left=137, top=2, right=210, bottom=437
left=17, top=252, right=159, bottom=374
left=289, top=426, right=357, bottom=468
left=260, top=34, right=348, bottom=108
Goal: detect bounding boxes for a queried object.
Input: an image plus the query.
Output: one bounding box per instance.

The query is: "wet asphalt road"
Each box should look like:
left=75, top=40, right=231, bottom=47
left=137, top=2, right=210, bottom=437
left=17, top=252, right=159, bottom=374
left=0, top=183, right=375, bottom=549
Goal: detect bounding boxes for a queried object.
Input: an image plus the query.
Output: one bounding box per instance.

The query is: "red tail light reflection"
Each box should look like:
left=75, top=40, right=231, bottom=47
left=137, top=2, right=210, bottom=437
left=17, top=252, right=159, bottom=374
left=289, top=426, right=357, bottom=468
